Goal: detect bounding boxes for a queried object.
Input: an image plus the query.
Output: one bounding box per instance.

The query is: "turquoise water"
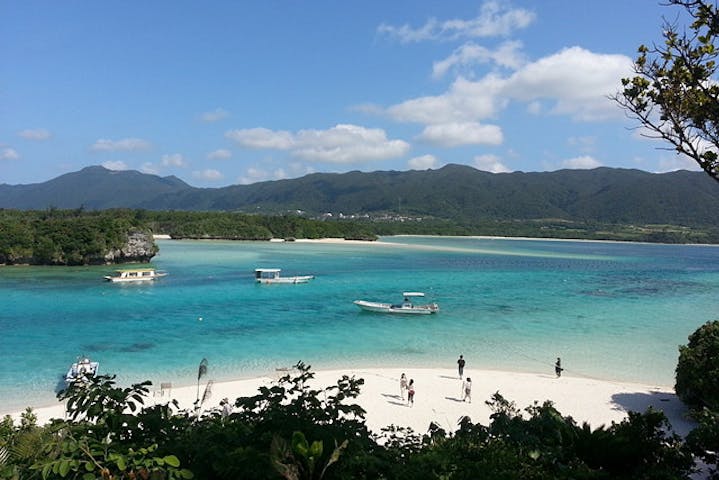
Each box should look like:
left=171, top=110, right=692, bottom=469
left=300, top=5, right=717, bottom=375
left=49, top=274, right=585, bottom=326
left=2, top=236, right=718, bottom=412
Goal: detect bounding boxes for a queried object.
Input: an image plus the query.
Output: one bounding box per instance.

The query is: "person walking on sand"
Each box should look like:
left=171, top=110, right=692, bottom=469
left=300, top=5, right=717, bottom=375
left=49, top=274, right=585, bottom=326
left=555, top=357, right=563, bottom=378
left=407, top=379, right=415, bottom=406
left=399, top=373, right=408, bottom=400
left=462, top=377, right=472, bottom=403
left=457, top=354, right=466, bottom=379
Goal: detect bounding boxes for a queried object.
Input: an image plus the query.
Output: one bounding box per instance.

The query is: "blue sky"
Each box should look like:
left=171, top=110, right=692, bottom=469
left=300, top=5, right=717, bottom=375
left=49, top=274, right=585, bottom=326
left=1, top=1, right=700, bottom=187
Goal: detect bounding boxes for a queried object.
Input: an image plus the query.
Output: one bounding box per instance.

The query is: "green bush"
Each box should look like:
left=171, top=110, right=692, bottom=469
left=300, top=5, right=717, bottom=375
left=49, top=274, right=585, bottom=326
left=675, top=320, right=719, bottom=410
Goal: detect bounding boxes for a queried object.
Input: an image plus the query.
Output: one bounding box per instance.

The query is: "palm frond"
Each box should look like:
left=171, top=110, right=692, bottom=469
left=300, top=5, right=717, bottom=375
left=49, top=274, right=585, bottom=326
left=197, top=358, right=208, bottom=381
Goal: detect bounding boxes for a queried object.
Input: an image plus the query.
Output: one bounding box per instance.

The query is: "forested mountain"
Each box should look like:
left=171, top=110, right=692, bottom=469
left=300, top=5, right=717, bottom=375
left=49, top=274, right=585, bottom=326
left=2, top=164, right=718, bottom=227
left=0, top=166, right=190, bottom=210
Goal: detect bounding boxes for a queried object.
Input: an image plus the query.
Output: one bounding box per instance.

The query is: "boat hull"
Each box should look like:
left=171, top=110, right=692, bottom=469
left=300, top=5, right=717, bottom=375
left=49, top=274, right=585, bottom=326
left=256, top=275, right=314, bottom=284
left=353, top=300, right=439, bottom=315
left=104, top=272, right=167, bottom=283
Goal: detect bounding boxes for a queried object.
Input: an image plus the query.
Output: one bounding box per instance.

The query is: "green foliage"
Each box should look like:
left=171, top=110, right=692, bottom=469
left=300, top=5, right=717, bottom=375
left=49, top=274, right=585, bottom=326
left=0, top=209, right=155, bottom=266
left=675, top=320, right=719, bottom=410
left=272, top=431, right=348, bottom=480
left=676, top=321, right=719, bottom=478
left=141, top=210, right=377, bottom=242
left=686, top=407, right=719, bottom=479
left=616, top=0, right=719, bottom=182
left=174, top=361, right=371, bottom=480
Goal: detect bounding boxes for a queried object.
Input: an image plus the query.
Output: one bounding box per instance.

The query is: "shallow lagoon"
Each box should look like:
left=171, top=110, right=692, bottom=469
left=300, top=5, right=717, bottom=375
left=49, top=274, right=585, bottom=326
left=1, top=236, right=717, bottom=412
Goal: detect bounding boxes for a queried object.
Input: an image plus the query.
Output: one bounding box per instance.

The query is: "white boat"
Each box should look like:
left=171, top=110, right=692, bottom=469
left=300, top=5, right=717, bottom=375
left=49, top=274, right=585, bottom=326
left=353, top=292, right=439, bottom=315
left=255, top=268, right=314, bottom=284
left=104, top=268, right=167, bottom=283
left=65, top=356, right=99, bottom=384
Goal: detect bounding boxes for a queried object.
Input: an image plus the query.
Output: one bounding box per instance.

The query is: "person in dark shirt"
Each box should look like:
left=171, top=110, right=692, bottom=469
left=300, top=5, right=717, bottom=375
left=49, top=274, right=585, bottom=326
left=457, top=354, right=466, bottom=379
left=555, top=357, right=563, bottom=378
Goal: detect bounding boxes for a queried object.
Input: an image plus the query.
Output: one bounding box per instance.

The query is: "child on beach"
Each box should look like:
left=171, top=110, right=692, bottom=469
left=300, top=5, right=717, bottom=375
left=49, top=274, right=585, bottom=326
left=400, top=373, right=408, bottom=400
left=407, top=379, right=415, bottom=406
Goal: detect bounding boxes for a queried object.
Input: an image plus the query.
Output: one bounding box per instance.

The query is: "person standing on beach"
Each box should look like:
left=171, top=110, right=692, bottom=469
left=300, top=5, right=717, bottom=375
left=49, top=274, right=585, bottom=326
left=462, top=377, right=472, bottom=403
left=399, top=373, right=408, bottom=400
left=407, top=379, right=415, bottom=406
left=220, top=398, right=232, bottom=419
left=555, top=357, right=563, bottom=378
left=457, top=354, right=466, bottom=379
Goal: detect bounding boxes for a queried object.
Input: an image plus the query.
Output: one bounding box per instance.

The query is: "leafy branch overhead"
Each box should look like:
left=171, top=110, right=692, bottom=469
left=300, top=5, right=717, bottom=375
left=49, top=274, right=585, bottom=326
left=615, top=0, right=719, bottom=182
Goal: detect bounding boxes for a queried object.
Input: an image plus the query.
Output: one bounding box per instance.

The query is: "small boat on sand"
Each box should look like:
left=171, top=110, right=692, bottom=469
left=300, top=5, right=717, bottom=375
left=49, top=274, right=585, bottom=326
left=353, top=292, right=439, bottom=315
left=255, top=268, right=314, bottom=284
left=104, top=268, right=167, bottom=283
left=65, top=356, right=99, bottom=385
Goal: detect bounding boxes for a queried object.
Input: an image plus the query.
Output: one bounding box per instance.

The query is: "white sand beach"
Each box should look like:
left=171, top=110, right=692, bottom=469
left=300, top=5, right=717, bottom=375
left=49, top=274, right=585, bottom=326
left=5, top=367, right=694, bottom=437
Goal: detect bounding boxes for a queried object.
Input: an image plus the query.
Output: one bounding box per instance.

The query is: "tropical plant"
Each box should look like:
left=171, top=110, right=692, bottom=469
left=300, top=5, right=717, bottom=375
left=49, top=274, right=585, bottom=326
left=676, top=320, right=719, bottom=478
left=675, top=320, right=719, bottom=410
left=615, top=0, right=719, bottom=182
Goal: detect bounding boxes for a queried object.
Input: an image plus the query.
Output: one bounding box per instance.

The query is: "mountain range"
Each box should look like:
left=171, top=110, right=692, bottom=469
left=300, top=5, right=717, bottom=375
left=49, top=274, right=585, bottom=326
left=2, top=164, right=718, bottom=227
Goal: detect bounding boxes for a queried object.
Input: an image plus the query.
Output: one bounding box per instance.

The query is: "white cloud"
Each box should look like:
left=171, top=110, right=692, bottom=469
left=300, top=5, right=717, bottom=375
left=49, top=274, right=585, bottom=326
left=387, top=75, right=506, bottom=124
left=239, top=166, right=271, bottom=184
left=526, top=101, right=542, bottom=115
left=417, top=121, right=503, bottom=147
left=207, top=149, right=232, bottom=160
left=193, top=169, right=224, bottom=181
left=386, top=46, right=633, bottom=126
left=226, top=128, right=295, bottom=149
left=502, top=46, right=633, bottom=121
left=227, top=124, right=410, bottom=164
left=0, top=148, right=20, bottom=160
left=90, top=138, right=151, bottom=152
left=18, top=128, right=51, bottom=140
left=378, top=1, right=535, bottom=43
left=101, top=160, right=128, bottom=171
left=432, top=40, right=525, bottom=79
left=408, top=154, right=438, bottom=170
left=200, top=108, right=229, bottom=122
left=238, top=163, right=315, bottom=184
left=292, top=125, right=410, bottom=163
left=656, top=154, right=701, bottom=173
left=161, top=153, right=187, bottom=167
left=140, top=163, right=159, bottom=174
left=562, top=155, right=602, bottom=169
left=473, top=154, right=510, bottom=173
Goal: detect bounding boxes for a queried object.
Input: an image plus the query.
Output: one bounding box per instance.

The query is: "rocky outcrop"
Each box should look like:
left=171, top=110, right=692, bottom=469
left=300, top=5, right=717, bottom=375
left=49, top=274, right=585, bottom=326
left=103, top=231, right=158, bottom=264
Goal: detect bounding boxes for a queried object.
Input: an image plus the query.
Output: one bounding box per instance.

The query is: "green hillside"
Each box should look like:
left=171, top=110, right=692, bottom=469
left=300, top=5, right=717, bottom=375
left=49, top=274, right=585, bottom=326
left=1, top=165, right=718, bottom=229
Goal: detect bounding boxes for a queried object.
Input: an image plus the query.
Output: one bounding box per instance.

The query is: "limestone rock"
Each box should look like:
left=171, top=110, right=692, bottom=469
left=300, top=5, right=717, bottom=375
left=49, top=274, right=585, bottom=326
left=104, top=230, right=158, bottom=264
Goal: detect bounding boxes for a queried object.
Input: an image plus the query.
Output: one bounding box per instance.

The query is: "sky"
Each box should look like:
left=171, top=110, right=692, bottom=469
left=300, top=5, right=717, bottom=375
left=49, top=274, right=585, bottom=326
left=0, top=1, right=703, bottom=187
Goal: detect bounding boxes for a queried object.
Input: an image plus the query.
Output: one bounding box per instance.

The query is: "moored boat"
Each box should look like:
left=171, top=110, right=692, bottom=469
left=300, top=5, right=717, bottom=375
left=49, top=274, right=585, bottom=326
left=65, top=356, right=99, bottom=385
left=255, top=268, right=314, bottom=284
left=353, top=292, right=439, bottom=315
left=104, top=268, right=167, bottom=283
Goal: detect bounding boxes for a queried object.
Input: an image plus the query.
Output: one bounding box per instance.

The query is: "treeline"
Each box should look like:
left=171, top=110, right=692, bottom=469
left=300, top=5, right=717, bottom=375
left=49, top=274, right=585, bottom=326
left=0, top=209, right=379, bottom=266
left=2, top=208, right=717, bottom=267
left=139, top=210, right=377, bottom=241
left=0, top=209, right=152, bottom=265
left=371, top=218, right=719, bottom=244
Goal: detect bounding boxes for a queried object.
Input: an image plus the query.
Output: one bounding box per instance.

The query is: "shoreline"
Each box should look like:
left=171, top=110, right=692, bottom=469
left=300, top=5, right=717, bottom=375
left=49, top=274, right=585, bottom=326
left=155, top=234, right=719, bottom=248
left=4, top=367, right=694, bottom=437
